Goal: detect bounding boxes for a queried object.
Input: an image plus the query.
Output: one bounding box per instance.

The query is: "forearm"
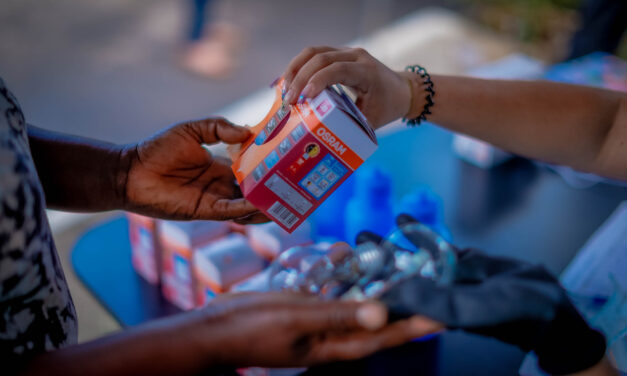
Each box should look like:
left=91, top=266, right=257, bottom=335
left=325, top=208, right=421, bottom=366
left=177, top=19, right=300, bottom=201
left=28, top=125, right=131, bottom=211
left=400, top=73, right=627, bottom=179
left=17, top=313, right=218, bottom=376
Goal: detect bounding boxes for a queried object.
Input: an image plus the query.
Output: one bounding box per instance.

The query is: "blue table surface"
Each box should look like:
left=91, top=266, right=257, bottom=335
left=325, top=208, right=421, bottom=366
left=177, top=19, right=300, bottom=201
left=72, top=125, right=627, bottom=375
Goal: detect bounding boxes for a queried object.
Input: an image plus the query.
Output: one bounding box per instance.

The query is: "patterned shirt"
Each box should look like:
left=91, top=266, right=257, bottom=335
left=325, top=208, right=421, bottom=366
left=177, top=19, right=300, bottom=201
left=0, top=78, right=77, bottom=358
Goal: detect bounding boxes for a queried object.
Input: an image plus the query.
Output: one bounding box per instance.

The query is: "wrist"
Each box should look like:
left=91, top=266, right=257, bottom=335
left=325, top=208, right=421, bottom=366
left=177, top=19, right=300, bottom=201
left=114, top=144, right=137, bottom=212
left=398, top=71, right=430, bottom=119
left=394, top=71, right=414, bottom=121
left=155, top=309, right=229, bottom=370
left=190, top=304, right=239, bottom=367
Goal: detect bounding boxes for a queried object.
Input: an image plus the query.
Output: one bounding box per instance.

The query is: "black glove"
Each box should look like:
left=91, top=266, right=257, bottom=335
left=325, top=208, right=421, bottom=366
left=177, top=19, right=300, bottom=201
left=358, top=214, right=607, bottom=375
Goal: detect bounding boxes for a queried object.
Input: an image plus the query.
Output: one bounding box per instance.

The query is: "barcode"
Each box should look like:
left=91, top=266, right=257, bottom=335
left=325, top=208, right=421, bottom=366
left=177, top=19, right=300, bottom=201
left=268, top=201, right=299, bottom=229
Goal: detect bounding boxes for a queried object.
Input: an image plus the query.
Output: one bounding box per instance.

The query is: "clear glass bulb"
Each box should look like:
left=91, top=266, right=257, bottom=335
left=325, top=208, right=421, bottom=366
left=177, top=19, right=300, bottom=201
left=385, top=222, right=457, bottom=285
left=268, top=223, right=456, bottom=301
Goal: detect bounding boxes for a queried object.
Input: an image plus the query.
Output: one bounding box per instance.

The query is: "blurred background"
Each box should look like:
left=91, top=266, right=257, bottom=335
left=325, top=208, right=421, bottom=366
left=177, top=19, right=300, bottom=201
left=1, top=0, right=624, bottom=144
left=1, top=0, right=460, bottom=143
left=1, top=0, right=625, bottom=345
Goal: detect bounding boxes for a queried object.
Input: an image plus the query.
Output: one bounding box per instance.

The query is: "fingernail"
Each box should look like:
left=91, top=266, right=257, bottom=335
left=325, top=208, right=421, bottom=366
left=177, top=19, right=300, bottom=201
left=284, top=89, right=295, bottom=104
left=301, top=83, right=313, bottom=99
left=281, top=88, right=287, bottom=100
left=297, top=84, right=313, bottom=104
left=356, top=303, right=387, bottom=330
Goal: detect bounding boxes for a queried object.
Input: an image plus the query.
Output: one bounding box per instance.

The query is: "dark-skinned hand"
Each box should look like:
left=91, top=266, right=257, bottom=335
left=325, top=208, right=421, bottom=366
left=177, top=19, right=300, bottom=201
left=122, top=117, right=268, bottom=224
left=195, top=291, right=443, bottom=368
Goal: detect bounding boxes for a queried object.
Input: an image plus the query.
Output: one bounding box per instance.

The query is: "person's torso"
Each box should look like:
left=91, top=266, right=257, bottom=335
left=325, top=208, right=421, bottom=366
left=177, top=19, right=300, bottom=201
left=0, top=78, right=77, bottom=357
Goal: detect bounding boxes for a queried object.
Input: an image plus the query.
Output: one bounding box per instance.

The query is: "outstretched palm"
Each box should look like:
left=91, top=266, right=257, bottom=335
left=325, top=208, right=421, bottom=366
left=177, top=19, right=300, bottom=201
left=124, top=118, right=266, bottom=223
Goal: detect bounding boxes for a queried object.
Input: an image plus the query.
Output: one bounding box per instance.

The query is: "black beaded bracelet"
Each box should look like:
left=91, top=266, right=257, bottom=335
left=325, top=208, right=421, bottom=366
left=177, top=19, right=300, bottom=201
left=403, top=65, right=435, bottom=127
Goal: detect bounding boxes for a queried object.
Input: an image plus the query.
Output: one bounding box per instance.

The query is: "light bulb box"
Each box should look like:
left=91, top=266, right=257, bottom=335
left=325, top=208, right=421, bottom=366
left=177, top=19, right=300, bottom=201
left=158, top=220, right=230, bottom=310
left=231, top=79, right=378, bottom=233
left=127, top=213, right=161, bottom=285
left=193, top=234, right=266, bottom=306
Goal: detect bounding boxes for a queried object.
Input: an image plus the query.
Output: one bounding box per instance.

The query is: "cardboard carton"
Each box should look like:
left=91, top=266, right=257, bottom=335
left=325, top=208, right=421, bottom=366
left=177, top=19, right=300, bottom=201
left=231, top=80, right=377, bottom=232
left=193, top=234, right=266, bottom=306
left=246, top=221, right=313, bottom=260
left=158, top=220, right=230, bottom=310
left=127, top=213, right=161, bottom=285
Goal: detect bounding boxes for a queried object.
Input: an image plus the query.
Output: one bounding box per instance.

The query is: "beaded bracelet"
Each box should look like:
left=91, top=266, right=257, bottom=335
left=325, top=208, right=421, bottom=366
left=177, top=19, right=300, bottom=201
left=403, top=65, right=435, bottom=127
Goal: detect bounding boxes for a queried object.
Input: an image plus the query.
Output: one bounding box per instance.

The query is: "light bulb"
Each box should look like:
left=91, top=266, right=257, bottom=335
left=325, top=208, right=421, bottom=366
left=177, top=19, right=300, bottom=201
left=268, top=223, right=456, bottom=300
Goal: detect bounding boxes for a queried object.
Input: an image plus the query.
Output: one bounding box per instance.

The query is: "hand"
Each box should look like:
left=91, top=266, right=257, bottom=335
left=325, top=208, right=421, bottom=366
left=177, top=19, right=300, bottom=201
left=359, top=215, right=607, bottom=375
left=282, top=46, right=411, bottom=128
left=195, top=292, right=442, bottom=368
left=122, top=117, right=267, bottom=223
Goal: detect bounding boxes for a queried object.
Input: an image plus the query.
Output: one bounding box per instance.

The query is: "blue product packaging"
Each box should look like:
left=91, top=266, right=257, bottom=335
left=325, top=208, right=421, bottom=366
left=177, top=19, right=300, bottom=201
left=395, top=186, right=452, bottom=241
left=344, top=166, right=395, bottom=246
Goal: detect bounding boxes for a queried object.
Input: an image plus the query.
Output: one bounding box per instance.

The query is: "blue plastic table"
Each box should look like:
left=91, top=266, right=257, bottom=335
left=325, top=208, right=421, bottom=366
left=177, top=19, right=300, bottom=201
left=72, top=125, right=627, bottom=375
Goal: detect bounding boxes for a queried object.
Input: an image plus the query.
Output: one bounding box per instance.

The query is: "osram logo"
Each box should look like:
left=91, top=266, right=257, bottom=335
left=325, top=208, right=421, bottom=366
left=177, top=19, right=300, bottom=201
left=316, top=127, right=347, bottom=156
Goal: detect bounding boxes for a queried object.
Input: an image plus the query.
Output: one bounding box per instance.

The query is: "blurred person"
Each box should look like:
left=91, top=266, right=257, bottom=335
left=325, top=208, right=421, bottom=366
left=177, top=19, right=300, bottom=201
left=0, top=78, right=436, bottom=375
left=281, top=46, right=627, bottom=181
left=568, top=0, right=627, bottom=59
left=181, top=0, right=243, bottom=78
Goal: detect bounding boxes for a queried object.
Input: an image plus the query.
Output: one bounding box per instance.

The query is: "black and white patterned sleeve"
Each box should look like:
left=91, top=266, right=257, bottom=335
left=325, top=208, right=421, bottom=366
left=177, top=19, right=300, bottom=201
left=0, top=77, right=77, bottom=358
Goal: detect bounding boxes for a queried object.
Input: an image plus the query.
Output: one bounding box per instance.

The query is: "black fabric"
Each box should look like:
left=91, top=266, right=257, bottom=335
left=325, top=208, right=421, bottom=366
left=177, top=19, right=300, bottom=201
left=357, top=215, right=607, bottom=375
left=568, top=0, right=627, bottom=59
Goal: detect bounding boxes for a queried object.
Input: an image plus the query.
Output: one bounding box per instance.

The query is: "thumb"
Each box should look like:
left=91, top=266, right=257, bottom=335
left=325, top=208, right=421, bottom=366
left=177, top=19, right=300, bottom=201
left=297, top=300, right=388, bottom=332
left=189, top=117, right=251, bottom=145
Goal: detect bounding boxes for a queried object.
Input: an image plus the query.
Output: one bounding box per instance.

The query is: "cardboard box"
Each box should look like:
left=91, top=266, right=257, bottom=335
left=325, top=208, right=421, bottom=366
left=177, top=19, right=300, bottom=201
left=246, top=221, right=313, bottom=261
left=127, top=213, right=161, bottom=285
left=230, top=268, right=272, bottom=293
left=231, top=80, right=377, bottom=233
left=193, top=234, right=266, bottom=306
left=158, top=220, right=230, bottom=310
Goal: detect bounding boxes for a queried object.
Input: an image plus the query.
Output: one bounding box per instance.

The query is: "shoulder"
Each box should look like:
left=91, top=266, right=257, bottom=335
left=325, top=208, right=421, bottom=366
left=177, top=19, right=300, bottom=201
left=0, top=77, right=27, bottom=136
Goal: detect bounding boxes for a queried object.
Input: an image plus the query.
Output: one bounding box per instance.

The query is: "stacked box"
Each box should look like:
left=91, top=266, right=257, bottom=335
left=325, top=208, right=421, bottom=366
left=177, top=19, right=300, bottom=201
left=127, top=213, right=161, bottom=285
left=193, top=233, right=266, bottom=306
left=158, top=220, right=230, bottom=310
left=246, top=221, right=313, bottom=261
left=230, top=268, right=272, bottom=293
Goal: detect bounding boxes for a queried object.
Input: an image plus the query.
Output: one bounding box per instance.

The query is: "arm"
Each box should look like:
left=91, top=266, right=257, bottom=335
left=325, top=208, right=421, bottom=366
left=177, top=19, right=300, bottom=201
left=410, top=74, right=627, bottom=180
left=28, top=125, right=126, bottom=212
left=282, top=46, right=627, bottom=180
left=14, top=293, right=437, bottom=375
left=28, top=118, right=265, bottom=222
left=18, top=311, right=220, bottom=376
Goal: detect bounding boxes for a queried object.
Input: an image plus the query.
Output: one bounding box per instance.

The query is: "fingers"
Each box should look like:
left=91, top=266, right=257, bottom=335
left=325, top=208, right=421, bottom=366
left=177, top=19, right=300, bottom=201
left=283, top=46, right=336, bottom=87
left=187, top=118, right=251, bottom=145
left=195, top=198, right=260, bottom=221
left=284, top=49, right=362, bottom=104
left=207, top=291, right=300, bottom=312
left=312, top=315, right=444, bottom=362
left=233, top=211, right=270, bottom=225
left=293, top=300, right=388, bottom=333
